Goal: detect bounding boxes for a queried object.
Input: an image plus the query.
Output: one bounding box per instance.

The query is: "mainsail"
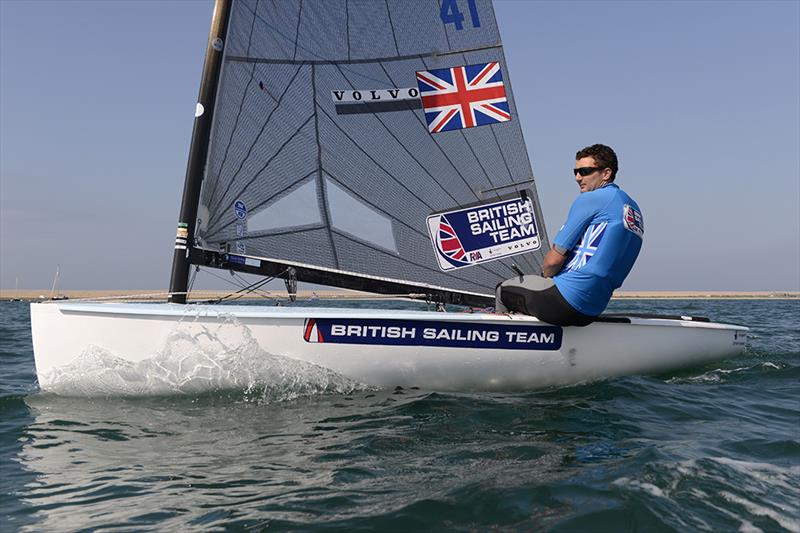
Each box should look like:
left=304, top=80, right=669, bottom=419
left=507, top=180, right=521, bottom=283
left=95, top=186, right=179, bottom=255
left=175, top=0, right=549, bottom=304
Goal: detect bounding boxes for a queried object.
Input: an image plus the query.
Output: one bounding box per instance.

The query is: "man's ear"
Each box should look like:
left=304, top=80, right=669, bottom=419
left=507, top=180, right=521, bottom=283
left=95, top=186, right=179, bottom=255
left=602, top=168, right=613, bottom=181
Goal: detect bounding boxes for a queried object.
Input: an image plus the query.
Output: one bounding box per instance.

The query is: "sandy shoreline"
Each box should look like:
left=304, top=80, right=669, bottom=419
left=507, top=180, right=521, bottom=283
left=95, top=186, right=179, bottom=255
left=1, top=289, right=797, bottom=302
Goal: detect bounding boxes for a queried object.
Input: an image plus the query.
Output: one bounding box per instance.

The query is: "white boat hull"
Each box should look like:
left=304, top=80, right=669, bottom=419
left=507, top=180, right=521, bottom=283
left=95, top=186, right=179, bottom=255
left=30, top=302, right=748, bottom=393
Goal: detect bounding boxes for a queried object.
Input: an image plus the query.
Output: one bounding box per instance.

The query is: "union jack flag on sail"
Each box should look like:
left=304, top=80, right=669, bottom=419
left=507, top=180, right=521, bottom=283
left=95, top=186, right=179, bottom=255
left=415, top=62, right=511, bottom=133
left=437, top=216, right=467, bottom=263
left=565, top=222, right=607, bottom=271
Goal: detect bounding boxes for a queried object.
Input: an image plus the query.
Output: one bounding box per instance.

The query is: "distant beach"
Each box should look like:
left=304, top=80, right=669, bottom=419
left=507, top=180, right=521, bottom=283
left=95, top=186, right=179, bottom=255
left=1, top=289, right=797, bottom=302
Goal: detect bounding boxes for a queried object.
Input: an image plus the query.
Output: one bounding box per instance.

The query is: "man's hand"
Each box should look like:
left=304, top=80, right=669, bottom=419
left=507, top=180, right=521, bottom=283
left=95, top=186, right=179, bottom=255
left=541, top=246, right=567, bottom=278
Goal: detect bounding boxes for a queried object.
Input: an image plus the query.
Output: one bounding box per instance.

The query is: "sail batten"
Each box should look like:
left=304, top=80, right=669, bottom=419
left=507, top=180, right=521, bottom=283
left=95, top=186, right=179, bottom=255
left=227, top=43, right=504, bottom=66
left=194, top=0, right=548, bottom=299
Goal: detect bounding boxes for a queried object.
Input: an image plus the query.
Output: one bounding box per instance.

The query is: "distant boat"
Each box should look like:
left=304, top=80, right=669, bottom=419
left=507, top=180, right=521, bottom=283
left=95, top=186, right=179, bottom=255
left=10, top=277, right=22, bottom=301
left=48, top=266, right=68, bottom=301
left=30, top=0, right=747, bottom=394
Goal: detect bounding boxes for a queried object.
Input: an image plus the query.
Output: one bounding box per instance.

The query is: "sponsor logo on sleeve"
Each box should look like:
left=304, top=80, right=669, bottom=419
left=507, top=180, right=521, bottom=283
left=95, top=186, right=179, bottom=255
left=623, top=204, right=644, bottom=238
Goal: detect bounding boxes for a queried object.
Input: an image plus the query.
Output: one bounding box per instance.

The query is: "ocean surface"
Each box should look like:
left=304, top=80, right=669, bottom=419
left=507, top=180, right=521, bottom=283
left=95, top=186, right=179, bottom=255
left=1, top=298, right=798, bottom=531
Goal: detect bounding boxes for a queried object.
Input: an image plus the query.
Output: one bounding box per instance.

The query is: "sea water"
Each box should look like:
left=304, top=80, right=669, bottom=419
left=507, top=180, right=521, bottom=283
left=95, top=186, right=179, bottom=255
left=1, top=299, right=798, bottom=531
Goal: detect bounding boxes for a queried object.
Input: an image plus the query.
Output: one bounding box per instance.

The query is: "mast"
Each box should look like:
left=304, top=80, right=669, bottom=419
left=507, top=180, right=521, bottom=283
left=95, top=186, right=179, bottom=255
left=168, top=0, right=233, bottom=303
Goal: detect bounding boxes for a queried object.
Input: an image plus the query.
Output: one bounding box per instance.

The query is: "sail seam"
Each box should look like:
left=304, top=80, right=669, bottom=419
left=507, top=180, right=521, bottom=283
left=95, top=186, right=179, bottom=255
left=292, top=0, right=303, bottom=61
left=384, top=0, right=400, bottom=56
left=225, top=44, right=503, bottom=66
left=345, top=0, right=351, bottom=61
left=313, top=64, right=341, bottom=269
left=438, top=0, right=452, bottom=50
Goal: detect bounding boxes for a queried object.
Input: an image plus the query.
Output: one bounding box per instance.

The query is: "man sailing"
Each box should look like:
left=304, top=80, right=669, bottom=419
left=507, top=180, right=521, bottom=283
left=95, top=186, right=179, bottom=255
left=496, top=144, right=644, bottom=326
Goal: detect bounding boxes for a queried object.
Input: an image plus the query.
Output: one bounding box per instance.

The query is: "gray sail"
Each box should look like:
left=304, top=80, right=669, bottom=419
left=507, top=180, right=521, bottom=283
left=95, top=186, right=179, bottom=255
left=195, top=0, right=549, bottom=297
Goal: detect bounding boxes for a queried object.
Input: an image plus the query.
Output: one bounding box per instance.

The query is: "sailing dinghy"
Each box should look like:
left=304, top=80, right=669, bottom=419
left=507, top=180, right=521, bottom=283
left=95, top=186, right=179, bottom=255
left=30, top=0, right=747, bottom=393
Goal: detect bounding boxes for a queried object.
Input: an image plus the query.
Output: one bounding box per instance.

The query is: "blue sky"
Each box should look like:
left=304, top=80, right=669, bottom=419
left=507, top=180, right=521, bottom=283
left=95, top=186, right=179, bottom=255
left=1, top=0, right=798, bottom=291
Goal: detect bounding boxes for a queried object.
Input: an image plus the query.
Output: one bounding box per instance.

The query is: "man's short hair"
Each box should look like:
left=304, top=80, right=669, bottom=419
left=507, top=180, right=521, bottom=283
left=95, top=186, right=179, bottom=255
left=576, top=144, right=618, bottom=181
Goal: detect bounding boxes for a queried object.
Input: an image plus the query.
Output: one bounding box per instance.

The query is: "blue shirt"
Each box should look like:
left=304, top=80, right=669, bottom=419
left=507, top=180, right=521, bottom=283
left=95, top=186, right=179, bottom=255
left=552, top=183, right=644, bottom=316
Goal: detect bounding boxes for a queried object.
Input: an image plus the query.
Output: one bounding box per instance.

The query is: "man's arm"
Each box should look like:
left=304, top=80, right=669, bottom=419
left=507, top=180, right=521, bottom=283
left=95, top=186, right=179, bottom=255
left=541, top=246, right=567, bottom=278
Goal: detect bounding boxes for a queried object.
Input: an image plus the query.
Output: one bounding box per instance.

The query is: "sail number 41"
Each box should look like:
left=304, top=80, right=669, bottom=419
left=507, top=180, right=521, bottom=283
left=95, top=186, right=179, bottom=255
left=440, top=0, right=481, bottom=30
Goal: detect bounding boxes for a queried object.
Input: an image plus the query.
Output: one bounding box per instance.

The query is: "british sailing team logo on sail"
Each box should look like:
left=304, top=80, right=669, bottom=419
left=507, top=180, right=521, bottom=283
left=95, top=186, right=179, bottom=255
left=416, top=62, right=511, bottom=133
left=427, top=195, right=540, bottom=271
left=303, top=318, right=562, bottom=350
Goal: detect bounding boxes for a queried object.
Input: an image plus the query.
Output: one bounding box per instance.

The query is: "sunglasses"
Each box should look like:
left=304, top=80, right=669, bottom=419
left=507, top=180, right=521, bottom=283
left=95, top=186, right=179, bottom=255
left=574, top=167, right=604, bottom=177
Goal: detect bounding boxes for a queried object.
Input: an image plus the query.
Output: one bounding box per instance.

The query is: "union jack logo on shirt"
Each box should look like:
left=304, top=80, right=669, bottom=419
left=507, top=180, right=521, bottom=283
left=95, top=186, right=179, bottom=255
left=437, top=215, right=468, bottom=265
left=565, top=222, right=607, bottom=271
left=416, top=62, right=511, bottom=133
